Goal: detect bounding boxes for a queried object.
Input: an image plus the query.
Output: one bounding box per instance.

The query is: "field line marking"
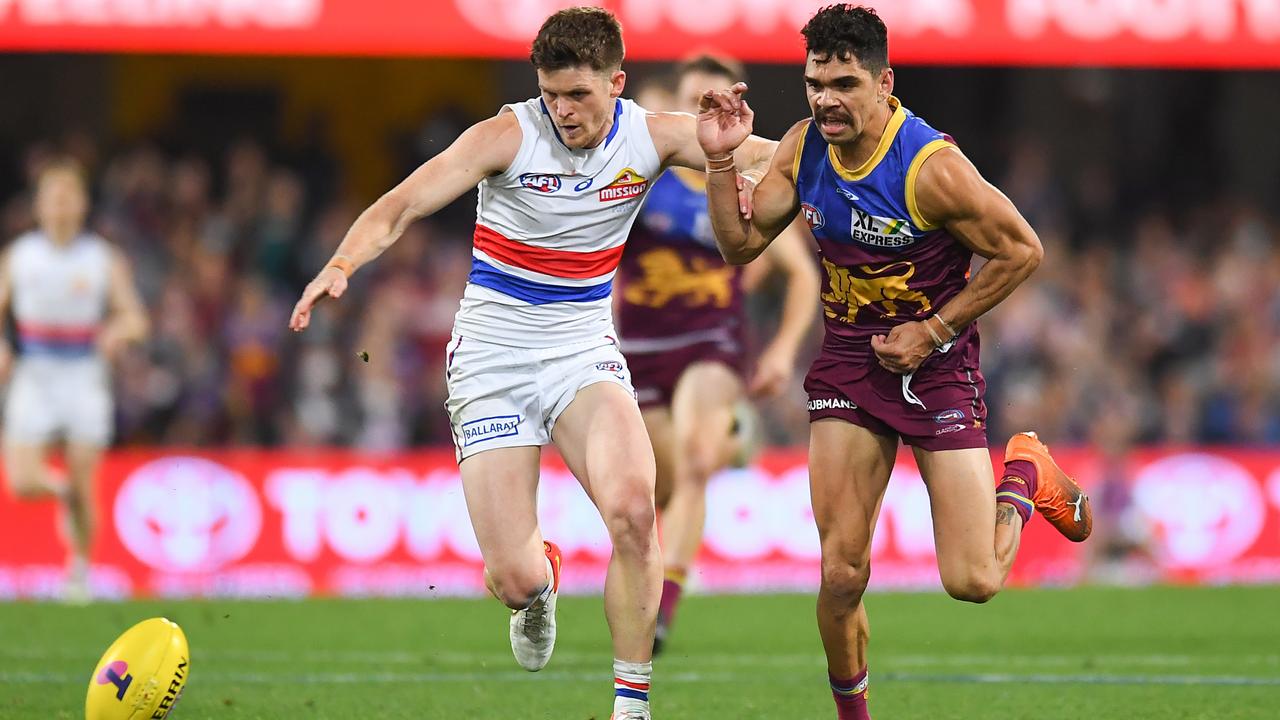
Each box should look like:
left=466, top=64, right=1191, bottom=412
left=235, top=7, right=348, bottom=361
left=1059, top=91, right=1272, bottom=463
left=4, top=647, right=1277, bottom=668
left=4, top=669, right=1279, bottom=688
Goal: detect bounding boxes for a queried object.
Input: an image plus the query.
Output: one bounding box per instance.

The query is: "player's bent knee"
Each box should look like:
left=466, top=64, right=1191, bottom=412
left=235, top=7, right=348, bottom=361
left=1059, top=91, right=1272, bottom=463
left=942, top=572, right=1001, bottom=604
left=820, top=558, right=870, bottom=606
left=489, top=565, right=553, bottom=610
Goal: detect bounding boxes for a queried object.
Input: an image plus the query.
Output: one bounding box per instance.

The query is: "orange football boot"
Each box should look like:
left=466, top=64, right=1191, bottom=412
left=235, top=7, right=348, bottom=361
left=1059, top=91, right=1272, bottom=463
left=1005, top=431, right=1092, bottom=542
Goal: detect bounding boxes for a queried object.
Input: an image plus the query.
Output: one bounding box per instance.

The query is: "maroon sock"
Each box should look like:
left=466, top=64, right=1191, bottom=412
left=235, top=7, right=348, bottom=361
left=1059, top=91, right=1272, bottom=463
left=829, top=668, right=870, bottom=720
left=657, top=578, right=683, bottom=626
left=996, top=459, right=1038, bottom=525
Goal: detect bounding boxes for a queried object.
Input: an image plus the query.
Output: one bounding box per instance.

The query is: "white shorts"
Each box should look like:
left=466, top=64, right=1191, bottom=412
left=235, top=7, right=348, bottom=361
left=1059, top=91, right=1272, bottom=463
left=3, top=358, right=113, bottom=446
left=444, top=335, right=635, bottom=461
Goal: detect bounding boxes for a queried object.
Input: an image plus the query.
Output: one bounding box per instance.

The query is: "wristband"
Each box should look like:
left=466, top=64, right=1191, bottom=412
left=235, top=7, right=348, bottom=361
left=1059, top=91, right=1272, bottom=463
left=924, top=318, right=945, bottom=348
left=706, top=154, right=736, bottom=173
left=934, top=314, right=958, bottom=339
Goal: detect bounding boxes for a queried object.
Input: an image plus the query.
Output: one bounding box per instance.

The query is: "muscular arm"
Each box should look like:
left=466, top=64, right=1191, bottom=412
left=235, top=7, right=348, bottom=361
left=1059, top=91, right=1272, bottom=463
left=870, top=146, right=1042, bottom=374
left=291, top=112, right=521, bottom=331
left=330, top=113, right=521, bottom=272
left=915, top=147, right=1043, bottom=332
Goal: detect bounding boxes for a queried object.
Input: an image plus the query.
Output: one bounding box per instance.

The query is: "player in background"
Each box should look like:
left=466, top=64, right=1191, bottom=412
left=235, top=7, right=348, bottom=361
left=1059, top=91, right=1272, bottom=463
left=694, top=6, right=1092, bottom=718
left=616, top=55, right=819, bottom=655
left=289, top=8, right=778, bottom=719
left=632, top=73, right=676, bottom=119
left=0, top=160, right=149, bottom=603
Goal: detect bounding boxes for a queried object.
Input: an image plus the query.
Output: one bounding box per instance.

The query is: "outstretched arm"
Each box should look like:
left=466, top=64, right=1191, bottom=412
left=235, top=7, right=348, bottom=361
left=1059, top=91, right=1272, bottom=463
left=289, top=112, right=522, bottom=332
left=870, top=146, right=1043, bottom=375
left=745, top=216, right=819, bottom=397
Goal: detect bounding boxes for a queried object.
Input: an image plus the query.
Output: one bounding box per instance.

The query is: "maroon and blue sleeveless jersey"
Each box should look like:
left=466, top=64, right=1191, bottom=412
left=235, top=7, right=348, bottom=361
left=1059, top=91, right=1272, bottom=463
left=616, top=168, right=745, bottom=349
left=794, top=96, right=977, bottom=367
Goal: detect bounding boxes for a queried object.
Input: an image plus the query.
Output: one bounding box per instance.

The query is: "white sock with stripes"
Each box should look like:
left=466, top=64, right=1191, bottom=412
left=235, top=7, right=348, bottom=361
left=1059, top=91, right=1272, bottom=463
left=613, top=658, right=651, bottom=717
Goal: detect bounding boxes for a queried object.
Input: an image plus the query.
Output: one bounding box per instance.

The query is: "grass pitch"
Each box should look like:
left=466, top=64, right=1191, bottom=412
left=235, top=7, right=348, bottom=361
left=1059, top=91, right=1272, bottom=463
left=1, top=586, right=1277, bottom=719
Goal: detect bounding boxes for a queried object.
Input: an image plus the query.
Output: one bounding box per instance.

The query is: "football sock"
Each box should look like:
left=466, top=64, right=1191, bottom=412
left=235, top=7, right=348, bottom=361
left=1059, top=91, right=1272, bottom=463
left=996, top=460, right=1038, bottom=525
left=614, top=659, right=652, bottom=716
left=658, top=567, right=686, bottom=626
left=830, top=667, right=870, bottom=720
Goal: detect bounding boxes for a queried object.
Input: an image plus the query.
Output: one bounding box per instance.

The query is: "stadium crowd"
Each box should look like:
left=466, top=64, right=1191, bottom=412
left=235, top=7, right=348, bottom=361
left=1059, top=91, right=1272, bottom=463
left=2, top=105, right=1277, bottom=451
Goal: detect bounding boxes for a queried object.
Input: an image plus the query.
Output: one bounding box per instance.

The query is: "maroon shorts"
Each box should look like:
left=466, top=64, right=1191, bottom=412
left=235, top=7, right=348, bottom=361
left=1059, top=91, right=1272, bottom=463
left=627, top=340, right=744, bottom=409
left=804, top=353, right=988, bottom=451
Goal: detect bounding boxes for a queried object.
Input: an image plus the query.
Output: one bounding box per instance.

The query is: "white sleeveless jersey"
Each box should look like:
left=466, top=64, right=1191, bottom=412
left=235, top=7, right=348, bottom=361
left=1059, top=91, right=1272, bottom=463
left=453, top=97, right=663, bottom=347
left=8, top=231, right=111, bottom=360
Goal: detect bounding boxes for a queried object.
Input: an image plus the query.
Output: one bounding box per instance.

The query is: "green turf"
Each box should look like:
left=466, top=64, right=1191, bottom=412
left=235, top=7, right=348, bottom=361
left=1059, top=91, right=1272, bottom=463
left=2, top=586, right=1278, bottom=719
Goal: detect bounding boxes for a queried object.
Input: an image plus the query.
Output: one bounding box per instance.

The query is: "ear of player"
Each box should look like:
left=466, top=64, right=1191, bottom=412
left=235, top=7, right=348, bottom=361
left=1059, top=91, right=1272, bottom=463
left=86, top=618, right=190, bottom=720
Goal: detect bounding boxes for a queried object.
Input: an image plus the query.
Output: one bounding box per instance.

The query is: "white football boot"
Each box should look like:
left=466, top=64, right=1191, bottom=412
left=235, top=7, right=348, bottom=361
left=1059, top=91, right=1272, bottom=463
left=510, top=541, right=562, bottom=671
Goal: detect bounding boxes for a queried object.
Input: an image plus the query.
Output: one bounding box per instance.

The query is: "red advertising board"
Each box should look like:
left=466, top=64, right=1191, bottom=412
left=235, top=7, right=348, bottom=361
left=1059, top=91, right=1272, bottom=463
left=0, top=0, right=1278, bottom=67
left=3, top=447, right=1280, bottom=600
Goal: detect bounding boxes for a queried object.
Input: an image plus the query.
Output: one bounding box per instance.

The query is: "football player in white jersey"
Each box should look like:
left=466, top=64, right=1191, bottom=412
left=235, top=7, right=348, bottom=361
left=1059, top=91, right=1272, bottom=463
left=0, top=160, right=148, bottom=603
left=289, top=8, right=778, bottom=719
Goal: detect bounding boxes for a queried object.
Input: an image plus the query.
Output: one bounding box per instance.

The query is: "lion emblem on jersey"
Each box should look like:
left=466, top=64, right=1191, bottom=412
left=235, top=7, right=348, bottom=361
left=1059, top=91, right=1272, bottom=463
left=821, top=259, right=932, bottom=321
left=623, top=248, right=733, bottom=309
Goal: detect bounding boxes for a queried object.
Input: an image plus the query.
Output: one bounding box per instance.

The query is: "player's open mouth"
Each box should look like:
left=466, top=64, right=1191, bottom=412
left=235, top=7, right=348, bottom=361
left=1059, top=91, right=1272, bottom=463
left=818, top=116, right=850, bottom=133
left=560, top=125, right=581, bottom=137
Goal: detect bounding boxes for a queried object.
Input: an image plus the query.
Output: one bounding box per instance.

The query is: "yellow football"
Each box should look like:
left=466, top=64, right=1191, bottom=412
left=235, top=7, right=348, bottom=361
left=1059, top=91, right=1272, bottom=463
left=85, top=617, right=190, bottom=720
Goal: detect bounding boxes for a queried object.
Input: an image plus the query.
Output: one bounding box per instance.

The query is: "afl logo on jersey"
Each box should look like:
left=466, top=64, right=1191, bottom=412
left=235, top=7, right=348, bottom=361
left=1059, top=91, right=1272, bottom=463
left=599, top=167, right=648, bottom=202
left=801, top=202, right=825, bottom=231
left=519, top=174, right=562, bottom=193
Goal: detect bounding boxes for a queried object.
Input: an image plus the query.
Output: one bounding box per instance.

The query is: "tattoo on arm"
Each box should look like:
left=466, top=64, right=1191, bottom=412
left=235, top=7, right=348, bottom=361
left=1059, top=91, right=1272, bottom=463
left=996, top=504, right=1018, bottom=527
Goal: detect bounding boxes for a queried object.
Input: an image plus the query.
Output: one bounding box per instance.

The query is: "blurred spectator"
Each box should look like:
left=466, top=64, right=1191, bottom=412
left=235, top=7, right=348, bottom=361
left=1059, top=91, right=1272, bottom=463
left=1082, top=391, right=1159, bottom=584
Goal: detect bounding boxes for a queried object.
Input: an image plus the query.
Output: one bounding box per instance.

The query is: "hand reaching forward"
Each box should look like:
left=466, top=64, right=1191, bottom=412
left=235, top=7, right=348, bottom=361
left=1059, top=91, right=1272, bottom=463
left=697, top=82, right=754, bottom=159
left=290, top=267, right=348, bottom=332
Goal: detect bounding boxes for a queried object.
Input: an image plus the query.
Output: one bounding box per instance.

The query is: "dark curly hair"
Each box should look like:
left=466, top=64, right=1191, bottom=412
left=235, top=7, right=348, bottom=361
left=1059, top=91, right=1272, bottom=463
left=530, top=7, right=625, bottom=72
left=801, top=4, right=889, bottom=73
